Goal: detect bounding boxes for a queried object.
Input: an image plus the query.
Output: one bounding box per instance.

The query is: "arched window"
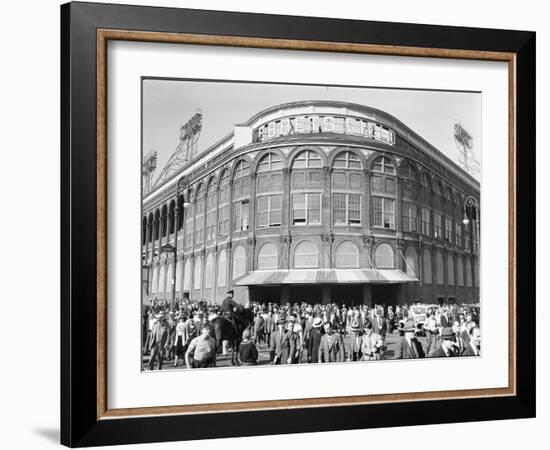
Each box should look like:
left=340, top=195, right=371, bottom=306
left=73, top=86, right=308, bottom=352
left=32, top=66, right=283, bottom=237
left=421, top=172, right=431, bottom=189
left=294, top=241, right=319, bottom=268
left=257, top=152, right=283, bottom=172
left=445, top=187, right=453, bottom=202
left=256, top=154, right=283, bottom=229
left=193, top=256, right=202, bottom=290
left=447, top=254, right=455, bottom=285
left=434, top=179, right=443, bottom=196
left=423, top=249, right=432, bottom=284
left=233, top=161, right=251, bottom=232
left=400, top=161, right=418, bottom=199
left=466, top=259, right=473, bottom=287
left=177, top=195, right=184, bottom=231
left=153, top=209, right=160, bottom=240
left=404, top=247, right=418, bottom=277
left=147, top=213, right=154, bottom=243
left=335, top=241, right=359, bottom=268
left=332, top=151, right=362, bottom=226
left=371, top=156, right=396, bottom=229
left=161, top=204, right=168, bottom=238
left=291, top=150, right=322, bottom=169
left=168, top=200, right=176, bottom=234
left=291, top=150, right=322, bottom=226
left=183, top=259, right=191, bottom=291
left=400, top=160, right=418, bottom=181
left=217, top=170, right=230, bottom=236
left=374, top=243, right=394, bottom=269
left=371, top=155, right=396, bottom=175
left=205, top=253, right=214, bottom=288
left=457, top=256, right=464, bottom=286
left=435, top=251, right=444, bottom=284
left=257, top=243, right=278, bottom=270
left=205, top=180, right=217, bottom=241
left=333, top=151, right=362, bottom=169
left=217, top=250, right=227, bottom=287
left=232, top=246, right=247, bottom=280
left=194, top=184, right=206, bottom=244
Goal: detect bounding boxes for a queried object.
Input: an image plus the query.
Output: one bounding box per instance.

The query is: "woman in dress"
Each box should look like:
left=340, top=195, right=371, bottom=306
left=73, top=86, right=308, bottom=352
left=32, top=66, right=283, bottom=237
left=173, top=315, right=188, bottom=367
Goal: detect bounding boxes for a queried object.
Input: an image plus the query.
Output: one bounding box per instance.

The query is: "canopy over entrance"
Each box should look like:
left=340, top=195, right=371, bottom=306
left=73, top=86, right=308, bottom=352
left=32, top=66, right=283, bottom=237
left=235, top=269, right=418, bottom=286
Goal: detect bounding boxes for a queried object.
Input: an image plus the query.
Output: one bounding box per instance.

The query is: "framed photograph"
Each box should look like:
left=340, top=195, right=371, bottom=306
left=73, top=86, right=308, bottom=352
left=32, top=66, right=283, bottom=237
left=61, top=1, right=535, bottom=447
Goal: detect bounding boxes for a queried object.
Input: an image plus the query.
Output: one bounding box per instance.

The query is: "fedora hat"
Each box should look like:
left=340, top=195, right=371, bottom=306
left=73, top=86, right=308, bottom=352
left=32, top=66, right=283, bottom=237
left=312, top=317, right=323, bottom=328
left=350, top=319, right=361, bottom=331
left=403, top=321, right=416, bottom=332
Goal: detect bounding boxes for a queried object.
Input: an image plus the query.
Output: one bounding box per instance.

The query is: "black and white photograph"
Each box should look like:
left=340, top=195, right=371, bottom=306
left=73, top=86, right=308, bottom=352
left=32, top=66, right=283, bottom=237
left=141, top=79, right=481, bottom=371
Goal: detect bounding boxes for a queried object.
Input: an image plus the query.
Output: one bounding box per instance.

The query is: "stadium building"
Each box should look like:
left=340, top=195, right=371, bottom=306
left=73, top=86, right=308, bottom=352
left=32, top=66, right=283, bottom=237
left=142, top=101, right=480, bottom=306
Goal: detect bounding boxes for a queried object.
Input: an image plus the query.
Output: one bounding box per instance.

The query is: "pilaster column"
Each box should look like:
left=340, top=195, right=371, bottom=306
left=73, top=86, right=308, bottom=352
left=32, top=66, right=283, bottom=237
left=280, top=234, right=292, bottom=270
left=363, top=168, right=371, bottom=230
left=247, top=237, right=256, bottom=271
left=282, top=167, right=291, bottom=233
left=248, top=173, right=257, bottom=233
left=321, top=232, right=334, bottom=269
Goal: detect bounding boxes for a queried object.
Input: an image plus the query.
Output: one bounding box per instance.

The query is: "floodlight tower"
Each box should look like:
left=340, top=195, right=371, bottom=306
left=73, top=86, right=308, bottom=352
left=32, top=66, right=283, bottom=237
left=153, top=109, right=203, bottom=188
left=453, top=121, right=480, bottom=177
left=142, top=150, right=157, bottom=195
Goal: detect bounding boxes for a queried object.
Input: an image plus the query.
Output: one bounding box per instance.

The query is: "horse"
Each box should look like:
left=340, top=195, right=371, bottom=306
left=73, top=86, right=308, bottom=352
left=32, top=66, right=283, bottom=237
left=210, top=306, right=254, bottom=365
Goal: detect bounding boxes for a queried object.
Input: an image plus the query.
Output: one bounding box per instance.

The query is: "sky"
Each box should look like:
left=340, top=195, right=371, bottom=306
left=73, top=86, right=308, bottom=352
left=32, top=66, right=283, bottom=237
left=142, top=79, right=481, bottom=182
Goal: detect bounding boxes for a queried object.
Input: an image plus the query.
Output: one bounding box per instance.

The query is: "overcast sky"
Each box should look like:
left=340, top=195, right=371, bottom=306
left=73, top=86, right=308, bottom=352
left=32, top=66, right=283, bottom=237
left=143, top=79, right=481, bottom=181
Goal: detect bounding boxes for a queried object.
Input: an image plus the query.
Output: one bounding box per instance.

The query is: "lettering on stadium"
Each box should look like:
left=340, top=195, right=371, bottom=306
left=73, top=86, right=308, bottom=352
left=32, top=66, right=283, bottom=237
left=256, top=115, right=396, bottom=145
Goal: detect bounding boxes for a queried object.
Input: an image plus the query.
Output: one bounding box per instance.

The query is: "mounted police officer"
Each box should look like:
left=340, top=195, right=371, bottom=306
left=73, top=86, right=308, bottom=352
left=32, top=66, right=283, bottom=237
left=221, top=290, right=239, bottom=336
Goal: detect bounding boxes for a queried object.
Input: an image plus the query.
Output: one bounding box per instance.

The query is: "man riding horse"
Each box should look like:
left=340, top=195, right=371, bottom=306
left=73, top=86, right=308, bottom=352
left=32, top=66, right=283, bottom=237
left=220, top=290, right=240, bottom=336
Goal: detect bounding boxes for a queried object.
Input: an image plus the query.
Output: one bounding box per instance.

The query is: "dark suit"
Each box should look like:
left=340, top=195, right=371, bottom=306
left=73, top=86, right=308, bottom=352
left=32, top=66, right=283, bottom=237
left=318, top=332, right=345, bottom=363
left=428, top=345, right=459, bottom=358
left=461, top=342, right=480, bottom=356
left=371, top=317, right=387, bottom=338
left=308, top=328, right=323, bottom=363
left=148, top=321, right=170, bottom=370
left=269, top=330, right=295, bottom=364
left=394, top=337, right=425, bottom=359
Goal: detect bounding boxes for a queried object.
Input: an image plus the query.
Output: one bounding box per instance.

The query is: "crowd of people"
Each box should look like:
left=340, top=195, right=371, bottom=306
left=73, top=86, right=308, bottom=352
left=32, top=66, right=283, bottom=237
left=142, top=292, right=481, bottom=370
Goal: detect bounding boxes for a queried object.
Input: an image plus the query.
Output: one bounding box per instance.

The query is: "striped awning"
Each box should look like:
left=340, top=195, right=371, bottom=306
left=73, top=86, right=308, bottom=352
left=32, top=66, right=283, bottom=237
left=234, top=269, right=418, bottom=286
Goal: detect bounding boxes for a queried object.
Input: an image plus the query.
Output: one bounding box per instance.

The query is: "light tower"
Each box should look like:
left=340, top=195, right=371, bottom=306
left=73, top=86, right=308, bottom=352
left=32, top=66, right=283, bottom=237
left=453, top=121, right=480, bottom=178
left=142, top=150, right=157, bottom=195
left=153, top=109, right=203, bottom=188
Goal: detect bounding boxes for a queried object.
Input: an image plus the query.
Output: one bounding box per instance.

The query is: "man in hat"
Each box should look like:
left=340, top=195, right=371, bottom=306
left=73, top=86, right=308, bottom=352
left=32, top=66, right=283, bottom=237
left=148, top=313, right=170, bottom=370
left=394, top=321, right=425, bottom=359
left=307, top=317, right=324, bottom=363
left=429, top=327, right=460, bottom=357
left=221, top=289, right=240, bottom=337
left=318, top=322, right=345, bottom=363
left=269, top=315, right=293, bottom=364
left=348, top=318, right=364, bottom=361
left=221, top=289, right=238, bottom=316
